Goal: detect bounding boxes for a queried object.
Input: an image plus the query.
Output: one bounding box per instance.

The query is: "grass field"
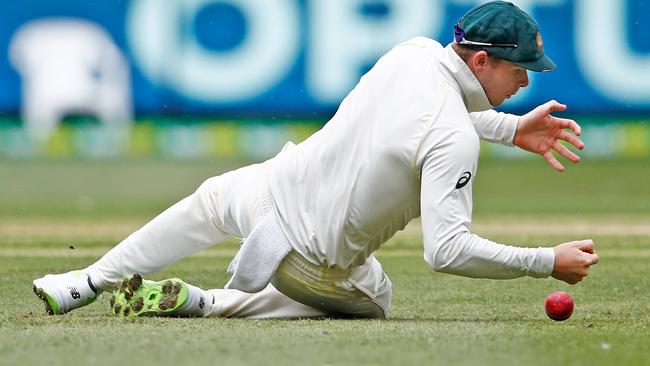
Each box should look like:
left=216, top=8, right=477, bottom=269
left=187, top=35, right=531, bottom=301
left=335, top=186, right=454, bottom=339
left=1, top=157, right=649, bottom=366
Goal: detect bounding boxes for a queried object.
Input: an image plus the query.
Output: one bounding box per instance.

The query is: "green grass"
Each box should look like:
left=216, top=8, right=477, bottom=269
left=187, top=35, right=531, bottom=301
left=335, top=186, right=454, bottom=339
left=1, top=158, right=650, bottom=365
left=2, top=157, right=649, bottom=218
left=473, top=157, right=650, bottom=216
left=0, top=158, right=247, bottom=218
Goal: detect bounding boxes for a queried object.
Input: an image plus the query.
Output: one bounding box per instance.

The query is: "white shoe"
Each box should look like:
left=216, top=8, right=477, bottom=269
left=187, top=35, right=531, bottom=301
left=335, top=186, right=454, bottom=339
left=32, top=271, right=98, bottom=315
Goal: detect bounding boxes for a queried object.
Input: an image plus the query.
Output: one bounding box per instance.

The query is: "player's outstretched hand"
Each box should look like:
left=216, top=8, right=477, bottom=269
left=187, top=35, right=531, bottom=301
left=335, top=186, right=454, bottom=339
left=551, top=239, right=599, bottom=284
left=514, top=100, right=584, bottom=172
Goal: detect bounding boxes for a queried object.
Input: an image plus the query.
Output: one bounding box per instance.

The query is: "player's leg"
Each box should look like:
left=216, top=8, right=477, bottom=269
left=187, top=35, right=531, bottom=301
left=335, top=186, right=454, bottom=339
left=83, top=190, right=230, bottom=292
left=110, top=275, right=326, bottom=318
left=103, top=211, right=390, bottom=319
left=33, top=180, right=232, bottom=315
left=207, top=283, right=326, bottom=319
left=33, top=163, right=270, bottom=315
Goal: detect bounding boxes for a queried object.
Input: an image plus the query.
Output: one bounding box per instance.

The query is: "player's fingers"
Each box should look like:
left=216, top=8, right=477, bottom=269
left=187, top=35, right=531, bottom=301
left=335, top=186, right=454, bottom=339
left=558, top=130, right=584, bottom=150
left=589, top=252, right=600, bottom=265
left=555, top=117, right=581, bottom=136
left=543, top=99, right=567, bottom=113
left=543, top=151, right=564, bottom=172
left=553, top=142, right=580, bottom=163
left=574, top=239, right=595, bottom=253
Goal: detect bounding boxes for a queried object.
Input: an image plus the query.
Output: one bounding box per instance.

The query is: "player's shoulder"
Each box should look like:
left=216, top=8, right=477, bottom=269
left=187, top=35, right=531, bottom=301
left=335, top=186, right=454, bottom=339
left=396, top=36, right=444, bottom=51
left=384, top=37, right=444, bottom=61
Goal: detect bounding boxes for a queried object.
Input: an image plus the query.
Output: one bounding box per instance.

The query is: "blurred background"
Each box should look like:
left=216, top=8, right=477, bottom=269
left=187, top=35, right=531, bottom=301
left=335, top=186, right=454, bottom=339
left=0, top=0, right=649, bottom=219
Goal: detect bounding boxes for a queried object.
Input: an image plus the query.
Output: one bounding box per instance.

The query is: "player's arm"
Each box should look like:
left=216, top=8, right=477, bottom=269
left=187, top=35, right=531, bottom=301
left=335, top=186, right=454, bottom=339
left=468, top=109, right=519, bottom=146
left=418, top=127, right=598, bottom=282
left=419, top=129, right=553, bottom=279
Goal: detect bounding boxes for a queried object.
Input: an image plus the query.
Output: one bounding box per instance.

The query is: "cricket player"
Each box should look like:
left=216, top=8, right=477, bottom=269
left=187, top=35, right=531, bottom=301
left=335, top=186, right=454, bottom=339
left=33, top=1, right=599, bottom=319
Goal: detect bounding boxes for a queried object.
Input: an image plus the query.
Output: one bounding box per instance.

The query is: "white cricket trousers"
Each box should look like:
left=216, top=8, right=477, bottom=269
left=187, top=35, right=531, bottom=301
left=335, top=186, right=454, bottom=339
left=84, top=163, right=392, bottom=318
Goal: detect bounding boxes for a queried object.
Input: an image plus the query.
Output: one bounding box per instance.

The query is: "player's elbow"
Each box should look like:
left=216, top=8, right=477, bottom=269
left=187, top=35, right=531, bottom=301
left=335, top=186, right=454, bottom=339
left=423, top=233, right=467, bottom=274
left=424, top=253, right=445, bottom=272
left=423, top=240, right=454, bottom=273
left=424, top=252, right=453, bottom=273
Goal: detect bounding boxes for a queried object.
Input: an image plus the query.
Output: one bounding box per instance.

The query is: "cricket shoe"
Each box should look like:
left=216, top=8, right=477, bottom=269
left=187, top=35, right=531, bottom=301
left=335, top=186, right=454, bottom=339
left=32, top=271, right=98, bottom=315
left=111, top=274, right=196, bottom=317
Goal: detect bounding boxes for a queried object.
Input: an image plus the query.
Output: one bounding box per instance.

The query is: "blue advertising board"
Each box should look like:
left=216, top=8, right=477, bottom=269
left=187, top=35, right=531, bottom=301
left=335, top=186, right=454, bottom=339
left=1, top=0, right=650, bottom=116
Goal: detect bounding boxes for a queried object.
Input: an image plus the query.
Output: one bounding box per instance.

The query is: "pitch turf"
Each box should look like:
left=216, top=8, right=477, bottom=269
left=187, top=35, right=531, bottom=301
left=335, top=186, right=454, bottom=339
left=1, top=158, right=649, bottom=366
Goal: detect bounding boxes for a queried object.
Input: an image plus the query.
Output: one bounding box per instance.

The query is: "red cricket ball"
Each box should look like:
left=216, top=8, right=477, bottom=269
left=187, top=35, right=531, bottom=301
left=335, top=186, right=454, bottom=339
left=545, top=291, right=574, bottom=321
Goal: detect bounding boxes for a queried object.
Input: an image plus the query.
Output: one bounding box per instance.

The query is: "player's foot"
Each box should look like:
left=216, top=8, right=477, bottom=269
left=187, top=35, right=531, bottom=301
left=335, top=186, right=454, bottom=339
left=111, top=274, right=194, bottom=317
left=32, top=270, right=98, bottom=315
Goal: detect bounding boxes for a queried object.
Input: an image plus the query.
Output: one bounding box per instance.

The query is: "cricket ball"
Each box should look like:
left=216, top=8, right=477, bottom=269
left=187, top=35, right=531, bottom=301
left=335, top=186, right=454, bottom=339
left=545, top=291, right=574, bottom=321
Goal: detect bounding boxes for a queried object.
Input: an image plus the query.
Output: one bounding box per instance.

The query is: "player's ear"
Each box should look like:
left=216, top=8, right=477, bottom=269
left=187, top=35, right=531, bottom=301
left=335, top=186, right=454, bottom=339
left=471, top=50, right=489, bottom=71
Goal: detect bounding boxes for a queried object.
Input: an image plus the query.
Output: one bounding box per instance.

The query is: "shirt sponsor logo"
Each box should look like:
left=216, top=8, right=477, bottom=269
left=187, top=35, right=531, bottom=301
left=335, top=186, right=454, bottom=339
left=455, top=171, right=472, bottom=189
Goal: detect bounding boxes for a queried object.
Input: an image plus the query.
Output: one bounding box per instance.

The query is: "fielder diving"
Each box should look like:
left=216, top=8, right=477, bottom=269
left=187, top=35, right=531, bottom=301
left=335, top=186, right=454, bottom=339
left=33, top=1, right=599, bottom=319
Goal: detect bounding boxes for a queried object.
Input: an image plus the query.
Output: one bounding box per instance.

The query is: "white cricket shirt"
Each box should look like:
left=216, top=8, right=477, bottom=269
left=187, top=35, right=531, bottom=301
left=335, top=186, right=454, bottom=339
left=266, top=37, right=555, bottom=279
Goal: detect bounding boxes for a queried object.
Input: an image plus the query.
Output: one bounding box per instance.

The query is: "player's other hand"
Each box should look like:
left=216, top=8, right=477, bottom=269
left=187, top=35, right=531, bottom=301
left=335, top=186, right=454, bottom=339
left=514, top=100, right=584, bottom=172
left=551, top=239, right=599, bottom=284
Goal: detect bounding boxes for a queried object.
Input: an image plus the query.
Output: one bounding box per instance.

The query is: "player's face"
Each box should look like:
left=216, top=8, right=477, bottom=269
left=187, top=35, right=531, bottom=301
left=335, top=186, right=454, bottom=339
left=478, top=58, right=529, bottom=106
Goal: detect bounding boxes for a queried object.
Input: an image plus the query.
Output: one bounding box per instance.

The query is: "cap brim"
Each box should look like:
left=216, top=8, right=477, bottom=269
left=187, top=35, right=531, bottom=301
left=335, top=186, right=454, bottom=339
left=513, top=54, right=557, bottom=72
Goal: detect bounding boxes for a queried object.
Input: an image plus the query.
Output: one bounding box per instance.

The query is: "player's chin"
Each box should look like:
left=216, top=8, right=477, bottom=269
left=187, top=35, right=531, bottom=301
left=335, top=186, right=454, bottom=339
left=489, top=96, right=508, bottom=107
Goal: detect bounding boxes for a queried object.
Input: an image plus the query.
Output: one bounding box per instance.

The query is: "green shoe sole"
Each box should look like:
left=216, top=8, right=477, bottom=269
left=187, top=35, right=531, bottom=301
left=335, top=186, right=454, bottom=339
left=110, top=274, right=188, bottom=317
left=32, top=285, right=62, bottom=315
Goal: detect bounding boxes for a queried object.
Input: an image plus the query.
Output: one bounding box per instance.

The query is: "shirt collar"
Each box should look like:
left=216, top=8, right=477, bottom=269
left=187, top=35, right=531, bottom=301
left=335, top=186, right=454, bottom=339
left=439, top=43, right=493, bottom=112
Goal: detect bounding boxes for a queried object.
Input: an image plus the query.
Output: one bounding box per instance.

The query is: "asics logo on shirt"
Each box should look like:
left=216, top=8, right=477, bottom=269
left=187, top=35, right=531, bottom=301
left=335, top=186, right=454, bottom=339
left=68, top=286, right=81, bottom=299
left=455, top=171, right=472, bottom=189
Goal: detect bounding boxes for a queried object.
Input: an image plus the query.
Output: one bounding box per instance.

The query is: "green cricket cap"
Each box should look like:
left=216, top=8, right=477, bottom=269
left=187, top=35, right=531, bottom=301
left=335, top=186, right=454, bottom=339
left=453, top=1, right=556, bottom=72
